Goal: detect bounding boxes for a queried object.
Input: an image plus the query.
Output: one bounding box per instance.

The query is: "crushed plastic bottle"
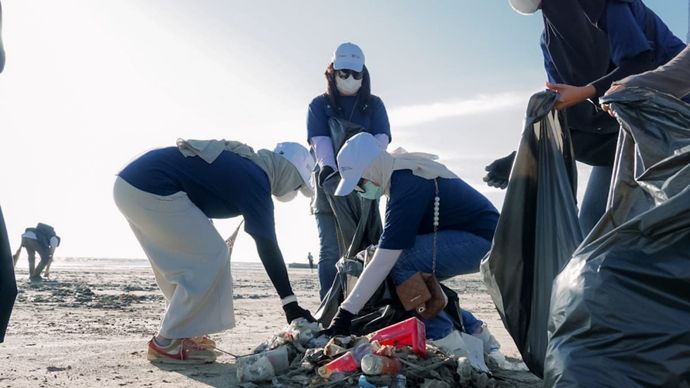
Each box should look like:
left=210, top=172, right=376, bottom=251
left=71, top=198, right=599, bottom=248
left=318, top=341, right=377, bottom=378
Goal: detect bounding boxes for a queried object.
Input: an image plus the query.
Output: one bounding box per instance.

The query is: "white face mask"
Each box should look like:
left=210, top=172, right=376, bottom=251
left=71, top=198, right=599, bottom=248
left=336, top=76, right=362, bottom=96
left=274, top=190, right=298, bottom=203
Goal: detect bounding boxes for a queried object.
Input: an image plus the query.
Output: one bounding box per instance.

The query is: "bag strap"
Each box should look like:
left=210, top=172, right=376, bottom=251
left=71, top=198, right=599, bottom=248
left=432, top=179, right=440, bottom=276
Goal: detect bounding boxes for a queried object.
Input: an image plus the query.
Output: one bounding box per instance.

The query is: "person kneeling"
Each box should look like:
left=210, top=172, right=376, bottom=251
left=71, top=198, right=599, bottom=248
left=322, top=133, right=504, bottom=362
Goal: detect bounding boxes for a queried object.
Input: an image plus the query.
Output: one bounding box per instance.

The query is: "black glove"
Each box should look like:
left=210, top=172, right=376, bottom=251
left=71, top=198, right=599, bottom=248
left=318, top=166, right=340, bottom=195
left=320, top=308, right=355, bottom=337
left=483, top=151, right=516, bottom=190
left=283, top=301, right=316, bottom=324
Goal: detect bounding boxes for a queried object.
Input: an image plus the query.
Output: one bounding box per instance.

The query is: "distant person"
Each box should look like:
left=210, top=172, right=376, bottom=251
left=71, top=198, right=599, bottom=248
left=308, top=42, right=391, bottom=300
left=487, top=0, right=687, bottom=236
left=307, top=251, right=314, bottom=272
left=603, top=45, right=690, bottom=116
left=114, top=139, right=316, bottom=364
left=0, top=1, right=16, bottom=344
left=323, top=133, right=505, bottom=363
left=12, top=223, right=61, bottom=281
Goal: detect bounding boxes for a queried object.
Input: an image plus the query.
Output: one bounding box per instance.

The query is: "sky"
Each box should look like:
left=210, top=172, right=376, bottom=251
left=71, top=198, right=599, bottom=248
left=1, top=1, right=687, bottom=263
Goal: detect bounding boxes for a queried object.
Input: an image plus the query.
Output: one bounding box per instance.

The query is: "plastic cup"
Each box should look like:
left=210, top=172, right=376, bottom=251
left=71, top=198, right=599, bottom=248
left=368, top=317, right=427, bottom=357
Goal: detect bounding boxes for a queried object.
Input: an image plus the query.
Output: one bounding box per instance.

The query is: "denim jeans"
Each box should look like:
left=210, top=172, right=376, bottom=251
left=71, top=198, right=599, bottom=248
left=579, top=165, right=614, bottom=237
left=389, top=230, right=492, bottom=340
left=316, top=213, right=340, bottom=300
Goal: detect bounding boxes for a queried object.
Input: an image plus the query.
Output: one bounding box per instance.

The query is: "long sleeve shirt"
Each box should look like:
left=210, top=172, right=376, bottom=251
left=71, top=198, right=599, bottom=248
left=616, top=46, right=690, bottom=98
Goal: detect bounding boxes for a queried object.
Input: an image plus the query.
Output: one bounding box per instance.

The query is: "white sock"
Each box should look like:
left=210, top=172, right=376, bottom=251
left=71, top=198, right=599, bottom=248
left=154, top=336, right=173, bottom=347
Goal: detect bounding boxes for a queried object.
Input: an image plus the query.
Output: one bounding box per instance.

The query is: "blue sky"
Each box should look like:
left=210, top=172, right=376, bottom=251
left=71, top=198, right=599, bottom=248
left=0, top=1, right=687, bottom=262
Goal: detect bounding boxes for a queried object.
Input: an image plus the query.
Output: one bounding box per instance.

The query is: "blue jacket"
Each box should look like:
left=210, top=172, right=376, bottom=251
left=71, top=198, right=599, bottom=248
left=306, top=94, right=391, bottom=141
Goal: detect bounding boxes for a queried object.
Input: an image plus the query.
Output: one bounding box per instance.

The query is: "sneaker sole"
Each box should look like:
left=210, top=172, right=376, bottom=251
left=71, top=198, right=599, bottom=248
left=147, top=351, right=216, bottom=364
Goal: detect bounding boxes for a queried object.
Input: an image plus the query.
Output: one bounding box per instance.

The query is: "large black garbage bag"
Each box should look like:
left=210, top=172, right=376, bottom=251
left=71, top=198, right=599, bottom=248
left=0, top=206, right=17, bottom=342
left=481, top=90, right=583, bottom=377
left=544, top=88, right=690, bottom=387
left=311, top=117, right=382, bottom=262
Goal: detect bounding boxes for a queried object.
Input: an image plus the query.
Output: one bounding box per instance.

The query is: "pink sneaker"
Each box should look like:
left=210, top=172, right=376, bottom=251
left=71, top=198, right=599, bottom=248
left=147, top=338, right=217, bottom=364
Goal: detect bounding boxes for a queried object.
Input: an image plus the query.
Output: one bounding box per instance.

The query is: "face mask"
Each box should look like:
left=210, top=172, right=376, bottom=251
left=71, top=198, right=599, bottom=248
left=335, top=76, right=362, bottom=96
left=274, top=190, right=298, bottom=203
left=357, top=181, right=383, bottom=200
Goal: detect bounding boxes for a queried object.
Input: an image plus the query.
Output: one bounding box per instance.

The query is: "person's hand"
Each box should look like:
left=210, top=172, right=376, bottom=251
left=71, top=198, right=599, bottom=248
left=546, top=82, right=597, bottom=110
left=282, top=301, right=316, bottom=324
left=318, top=166, right=340, bottom=195
left=320, top=307, right=355, bottom=337
left=318, top=166, right=337, bottom=186
left=601, top=84, right=625, bottom=117
left=483, top=151, right=516, bottom=190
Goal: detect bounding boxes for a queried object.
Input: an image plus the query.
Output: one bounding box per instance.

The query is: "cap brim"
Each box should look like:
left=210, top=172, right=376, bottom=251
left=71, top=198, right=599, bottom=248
left=333, top=61, right=364, bottom=72
left=334, top=175, right=359, bottom=196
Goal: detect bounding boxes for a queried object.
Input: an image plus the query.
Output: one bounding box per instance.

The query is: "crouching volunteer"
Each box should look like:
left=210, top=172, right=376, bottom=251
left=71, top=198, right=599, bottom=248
left=322, top=133, right=504, bottom=360
left=114, top=139, right=316, bottom=364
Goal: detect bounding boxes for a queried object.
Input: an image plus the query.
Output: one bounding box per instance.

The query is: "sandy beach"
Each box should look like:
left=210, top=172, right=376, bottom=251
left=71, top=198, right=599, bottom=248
left=1, top=259, right=541, bottom=387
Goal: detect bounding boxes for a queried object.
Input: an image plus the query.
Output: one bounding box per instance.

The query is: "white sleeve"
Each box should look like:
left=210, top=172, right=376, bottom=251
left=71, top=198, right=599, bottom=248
left=374, top=134, right=390, bottom=150
left=340, top=248, right=402, bottom=314
left=310, top=136, right=337, bottom=169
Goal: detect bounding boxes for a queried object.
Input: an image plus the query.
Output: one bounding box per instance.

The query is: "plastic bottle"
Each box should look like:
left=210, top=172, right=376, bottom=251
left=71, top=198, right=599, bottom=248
left=318, top=342, right=376, bottom=378
left=390, top=374, right=407, bottom=388
left=351, top=342, right=375, bottom=364
left=317, top=352, right=357, bottom=378
left=360, top=354, right=401, bottom=375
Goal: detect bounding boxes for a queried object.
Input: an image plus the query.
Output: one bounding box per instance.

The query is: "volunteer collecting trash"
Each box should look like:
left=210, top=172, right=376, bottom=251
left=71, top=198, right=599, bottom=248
left=12, top=223, right=61, bottom=281
left=321, top=133, right=505, bottom=362
left=114, top=139, right=316, bottom=364
left=307, top=42, right=391, bottom=300
left=486, top=0, right=687, bottom=236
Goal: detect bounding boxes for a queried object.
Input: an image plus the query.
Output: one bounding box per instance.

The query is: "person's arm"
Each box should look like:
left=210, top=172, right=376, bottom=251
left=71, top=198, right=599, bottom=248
left=310, top=136, right=336, bottom=169
left=368, top=97, right=391, bottom=150
left=307, top=97, right=336, bottom=168
left=340, top=248, right=402, bottom=314
left=613, top=46, right=690, bottom=98
left=254, top=236, right=315, bottom=323
left=546, top=2, right=658, bottom=109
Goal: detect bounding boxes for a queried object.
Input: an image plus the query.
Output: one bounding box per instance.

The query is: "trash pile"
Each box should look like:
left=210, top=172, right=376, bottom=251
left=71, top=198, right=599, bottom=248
left=236, top=317, right=512, bottom=388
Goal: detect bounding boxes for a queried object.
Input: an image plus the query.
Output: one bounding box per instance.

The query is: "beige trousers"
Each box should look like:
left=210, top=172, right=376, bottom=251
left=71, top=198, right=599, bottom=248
left=113, top=177, right=235, bottom=338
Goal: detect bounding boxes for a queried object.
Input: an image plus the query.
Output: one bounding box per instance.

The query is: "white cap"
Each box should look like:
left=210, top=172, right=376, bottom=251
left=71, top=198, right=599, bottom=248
left=274, top=142, right=315, bottom=197
left=332, top=42, right=365, bottom=72
left=508, top=0, right=541, bottom=15
left=334, top=133, right=383, bottom=196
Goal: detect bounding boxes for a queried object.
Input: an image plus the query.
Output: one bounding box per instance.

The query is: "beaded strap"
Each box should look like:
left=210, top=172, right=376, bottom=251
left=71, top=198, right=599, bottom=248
left=432, top=179, right=440, bottom=275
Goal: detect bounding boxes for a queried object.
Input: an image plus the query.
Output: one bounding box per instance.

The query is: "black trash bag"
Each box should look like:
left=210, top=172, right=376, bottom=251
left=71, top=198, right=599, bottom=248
left=316, top=245, right=467, bottom=336
left=544, top=88, right=690, bottom=387
left=310, top=117, right=382, bottom=261
left=315, top=246, right=405, bottom=329
left=0, top=206, right=18, bottom=342
left=481, top=90, right=583, bottom=377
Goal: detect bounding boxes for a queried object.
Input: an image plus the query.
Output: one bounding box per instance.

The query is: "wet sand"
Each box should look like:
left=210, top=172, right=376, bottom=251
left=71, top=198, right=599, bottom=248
left=1, top=261, right=541, bottom=387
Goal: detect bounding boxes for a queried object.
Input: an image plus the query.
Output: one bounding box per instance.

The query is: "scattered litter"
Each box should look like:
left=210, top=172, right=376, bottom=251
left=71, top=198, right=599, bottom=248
left=235, top=317, right=532, bottom=387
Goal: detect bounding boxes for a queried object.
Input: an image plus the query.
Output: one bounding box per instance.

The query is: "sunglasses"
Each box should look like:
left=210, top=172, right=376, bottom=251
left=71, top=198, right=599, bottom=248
left=353, top=178, right=367, bottom=193
left=336, top=69, right=364, bottom=80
